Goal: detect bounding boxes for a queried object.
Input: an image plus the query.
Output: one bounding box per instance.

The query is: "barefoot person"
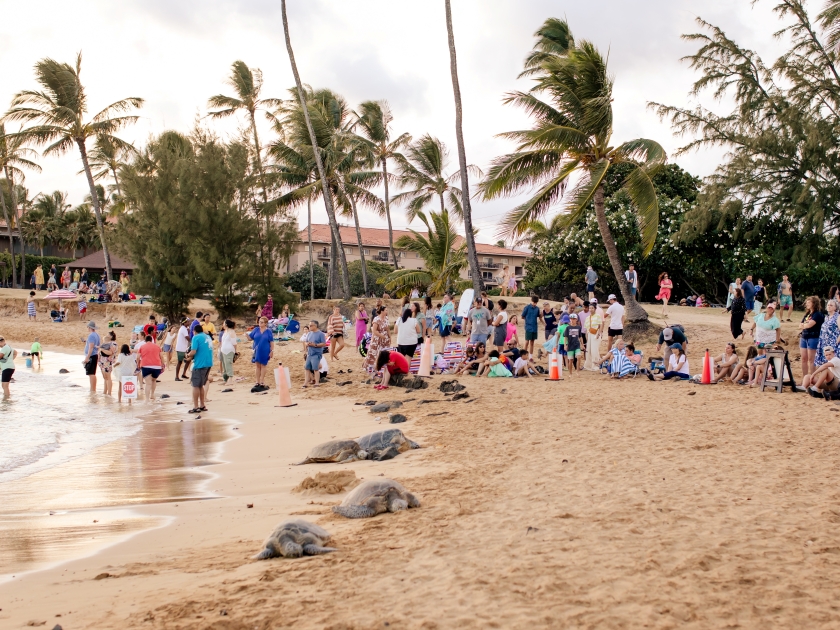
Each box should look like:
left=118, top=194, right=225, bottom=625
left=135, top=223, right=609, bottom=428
left=712, top=343, right=739, bottom=383
left=778, top=275, right=794, bottom=321
left=27, top=291, right=37, bottom=320
left=220, top=319, right=237, bottom=386
left=137, top=335, right=164, bottom=401
left=82, top=321, right=100, bottom=392
left=799, top=296, right=824, bottom=384
left=248, top=316, right=274, bottom=393
left=585, top=266, right=598, bottom=301
left=327, top=306, right=345, bottom=360
left=0, top=337, right=16, bottom=398
left=804, top=346, right=840, bottom=399
left=374, top=349, right=410, bottom=390
left=656, top=272, right=673, bottom=316
left=303, top=320, right=327, bottom=388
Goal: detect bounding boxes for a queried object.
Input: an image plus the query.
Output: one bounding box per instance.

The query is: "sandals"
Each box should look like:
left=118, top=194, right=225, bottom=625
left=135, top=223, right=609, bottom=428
left=374, top=385, right=389, bottom=391
left=188, top=406, right=208, bottom=414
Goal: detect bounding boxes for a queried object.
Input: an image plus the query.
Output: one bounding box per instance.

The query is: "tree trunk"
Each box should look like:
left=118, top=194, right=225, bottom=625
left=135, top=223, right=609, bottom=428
left=0, top=183, right=17, bottom=287
left=593, top=183, right=650, bottom=328
left=250, top=114, right=273, bottom=280
left=328, top=230, right=338, bottom=300
left=4, top=167, right=25, bottom=284
left=112, top=167, right=123, bottom=199
left=381, top=157, right=398, bottom=270
left=307, top=193, right=314, bottom=301
left=350, top=194, right=368, bottom=296
left=281, top=0, right=350, bottom=299
left=77, top=139, right=113, bottom=281
left=444, top=0, right=484, bottom=295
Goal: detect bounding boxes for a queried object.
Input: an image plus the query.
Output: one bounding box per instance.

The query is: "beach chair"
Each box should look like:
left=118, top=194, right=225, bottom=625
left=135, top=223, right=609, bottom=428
left=409, top=346, right=423, bottom=374
left=442, top=341, right=465, bottom=373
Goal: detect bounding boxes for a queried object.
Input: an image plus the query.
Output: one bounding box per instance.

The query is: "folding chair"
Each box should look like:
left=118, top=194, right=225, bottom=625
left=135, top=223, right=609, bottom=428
left=442, top=341, right=465, bottom=373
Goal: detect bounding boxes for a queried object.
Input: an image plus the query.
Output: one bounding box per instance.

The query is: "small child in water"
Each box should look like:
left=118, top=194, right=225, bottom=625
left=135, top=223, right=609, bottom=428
left=114, top=344, right=137, bottom=403
left=30, top=338, right=42, bottom=368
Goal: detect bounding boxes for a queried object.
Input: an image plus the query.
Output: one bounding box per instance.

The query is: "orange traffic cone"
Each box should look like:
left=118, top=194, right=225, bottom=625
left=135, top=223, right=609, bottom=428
left=418, top=336, right=433, bottom=377
left=545, top=349, right=563, bottom=381
left=701, top=349, right=712, bottom=384
left=274, top=362, right=297, bottom=407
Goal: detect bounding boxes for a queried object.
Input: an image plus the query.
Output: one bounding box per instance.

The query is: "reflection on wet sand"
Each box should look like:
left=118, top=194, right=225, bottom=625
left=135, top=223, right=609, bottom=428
left=0, top=408, right=231, bottom=578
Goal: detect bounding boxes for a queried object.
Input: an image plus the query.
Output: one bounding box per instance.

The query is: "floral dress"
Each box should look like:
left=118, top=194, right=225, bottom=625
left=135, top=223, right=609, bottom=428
left=815, top=313, right=840, bottom=367
left=98, top=341, right=116, bottom=374
left=363, top=314, right=390, bottom=372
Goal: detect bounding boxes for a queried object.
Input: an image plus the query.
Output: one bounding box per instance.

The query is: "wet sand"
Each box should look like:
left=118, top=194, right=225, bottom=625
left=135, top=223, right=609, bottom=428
left=2, top=302, right=840, bottom=628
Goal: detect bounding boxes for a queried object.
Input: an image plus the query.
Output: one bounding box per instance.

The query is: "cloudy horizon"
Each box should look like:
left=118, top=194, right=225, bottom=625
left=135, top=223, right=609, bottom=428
left=0, top=0, right=790, bottom=244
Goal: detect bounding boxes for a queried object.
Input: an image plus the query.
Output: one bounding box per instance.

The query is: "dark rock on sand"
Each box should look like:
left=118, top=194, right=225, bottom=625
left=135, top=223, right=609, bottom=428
left=396, top=375, right=428, bottom=390
left=439, top=380, right=465, bottom=393
left=59, top=369, right=69, bottom=374
left=370, top=401, right=403, bottom=413
left=364, top=400, right=377, bottom=406
left=389, top=414, right=407, bottom=424
left=451, top=392, right=470, bottom=401
left=160, top=394, right=170, bottom=398
left=336, top=381, right=353, bottom=386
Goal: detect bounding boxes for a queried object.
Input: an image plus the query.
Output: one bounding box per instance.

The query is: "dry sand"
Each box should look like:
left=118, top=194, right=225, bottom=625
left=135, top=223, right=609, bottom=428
left=2, top=290, right=840, bottom=629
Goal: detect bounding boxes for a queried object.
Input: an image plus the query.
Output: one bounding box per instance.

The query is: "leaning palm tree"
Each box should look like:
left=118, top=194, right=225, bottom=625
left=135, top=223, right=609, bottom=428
left=34, top=190, right=71, bottom=248
left=479, top=18, right=665, bottom=328
left=382, top=209, right=470, bottom=297
left=444, top=0, right=484, bottom=293
left=86, top=135, right=135, bottom=200
left=4, top=53, right=143, bottom=280
left=354, top=101, right=410, bottom=270
left=20, top=208, right=51, bottom=258
left=0, top=123, right=41, bottom=286
left=280, top=0, right=350, bottom=299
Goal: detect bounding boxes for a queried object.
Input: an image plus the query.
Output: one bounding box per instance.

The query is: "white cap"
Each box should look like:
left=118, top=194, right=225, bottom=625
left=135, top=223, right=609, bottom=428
left=607, top=294, right=617, bottom=301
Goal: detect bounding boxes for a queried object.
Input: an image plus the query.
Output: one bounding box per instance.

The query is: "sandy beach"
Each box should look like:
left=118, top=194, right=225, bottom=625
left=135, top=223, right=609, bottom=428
left=2, top=291, right=840, bottom=629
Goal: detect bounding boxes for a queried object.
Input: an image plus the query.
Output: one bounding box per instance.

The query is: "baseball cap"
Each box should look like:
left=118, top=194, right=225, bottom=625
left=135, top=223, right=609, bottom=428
left=570, top=313, right=579, bottom=319
left=607, top=294, right=617, bottom=301
left=671, top=342, right=683, bottom=351
left=590, top=298, right=597, bottom=304
left=662, top=328, right=673, bottom=340
left=560, top=314, right=571, bottom=324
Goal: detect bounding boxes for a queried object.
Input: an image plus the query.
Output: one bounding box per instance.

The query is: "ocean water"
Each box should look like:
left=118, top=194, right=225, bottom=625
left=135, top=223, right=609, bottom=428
left=0, top=350, right=145, bottom=484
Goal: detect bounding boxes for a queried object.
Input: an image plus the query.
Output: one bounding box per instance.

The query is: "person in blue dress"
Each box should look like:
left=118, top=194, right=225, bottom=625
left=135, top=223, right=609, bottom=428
left=815, top=298, right=840, bottom=368
left=248, top=316, right=274, bottom=393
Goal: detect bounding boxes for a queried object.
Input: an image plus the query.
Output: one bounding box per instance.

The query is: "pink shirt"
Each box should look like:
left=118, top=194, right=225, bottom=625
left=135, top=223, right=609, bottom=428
left=138, top=342, right=163, bottom=369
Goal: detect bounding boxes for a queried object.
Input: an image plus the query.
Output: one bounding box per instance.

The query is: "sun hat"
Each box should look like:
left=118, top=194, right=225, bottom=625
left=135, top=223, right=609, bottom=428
left=607, top=294, right=617, bottom=301
left=87, top=321, right=97, bottom=329
left=662, top=328, right=673, bottom=340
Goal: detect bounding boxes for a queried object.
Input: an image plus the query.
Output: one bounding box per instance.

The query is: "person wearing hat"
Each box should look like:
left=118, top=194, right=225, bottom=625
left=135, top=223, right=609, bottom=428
left=605, top=294, right=625, bottom=348
left=656, top=325, right=689, bottom=368
left=82, top=320, right=101, bottom=391
left=803, top=346, right=840, bottom=399
left=563, top=312, right=583, bottom=376
left=647, top=342, right=690, bottom=380
left=583, top=298, right=604, bottom=371
left=750, top=302, right=781, bottom=348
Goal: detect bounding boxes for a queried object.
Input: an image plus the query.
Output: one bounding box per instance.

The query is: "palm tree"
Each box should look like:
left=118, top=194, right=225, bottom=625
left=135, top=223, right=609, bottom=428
left=62, top=204, right=97, bottom=255
left=444, top=0, right=484, bottom=293
left=280, top=0, right=351, bottom=299
left=391, top=134, right=475, bottom=221
left=382, top=210, right=470, bottom=297
left=34, top=190, right=71, bottom=249
left=0, top=123, right=40, bottom=286
left=354, top=101, right=410, bottom=269
left=86, top=135, right=135, bottom=209
left=4, top=53, right=143, bottom=281
left=20, top=208, right=51, bottom=258
left=479, top=19, right=665, bottom=328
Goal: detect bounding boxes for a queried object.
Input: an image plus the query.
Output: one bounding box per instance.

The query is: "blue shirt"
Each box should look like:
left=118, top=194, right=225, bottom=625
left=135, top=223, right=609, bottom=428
left=522, top=304, right=540, bottom=333
left=190, top=332, right=213, bottom=369
left=741, top=280, right=755, bottom=301
left=189, top=318, right=201, bottom=339
left=306, top=330, right=327, bottom=358
left=85, top=331, right=101, bottom=357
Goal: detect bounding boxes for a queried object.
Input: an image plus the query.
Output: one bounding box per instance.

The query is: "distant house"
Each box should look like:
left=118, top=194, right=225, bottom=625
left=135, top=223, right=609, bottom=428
left=289, top=225, right=530, bottom=290
left=68, top=250, right=137, bottom=273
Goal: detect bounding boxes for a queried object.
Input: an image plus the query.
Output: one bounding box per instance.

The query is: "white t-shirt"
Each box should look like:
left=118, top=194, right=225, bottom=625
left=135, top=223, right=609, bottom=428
left=669, top=353, right=689, bottom=375
left=496, top=310, right=509, bottom=326
left=175, top=325, right=190, bottom=352
left=396, top=317, right=420, bottom=345
left=319, top=356, right=329, bottom=373
left=513, top=357, right=530, bottom=372
left=163, top=331, right=176, bottom=346
left=606, top=302, right=625, bottom=330
left=115, top=353, right=137, bottom=378
left=828, top=356, right=840, bottom=381
left=625, top=270, right=638, bottom=288
left=220, top=329, right=236, bottom=354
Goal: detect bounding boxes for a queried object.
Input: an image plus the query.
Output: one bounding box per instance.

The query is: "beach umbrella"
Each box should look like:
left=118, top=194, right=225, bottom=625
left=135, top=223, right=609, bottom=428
left=44, top=289, right=78, bottom=314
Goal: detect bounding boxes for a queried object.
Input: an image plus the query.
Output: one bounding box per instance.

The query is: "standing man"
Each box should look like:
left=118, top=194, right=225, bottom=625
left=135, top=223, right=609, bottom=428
left=438, top=294, right=455, bottom=348
left=655, top=325, right=689, bottom=368
left=521, top=295, right=542, bottom=356
left=0, top=337, right=16, bottom=398
left=189, top=311, right=204, bottom=339
left=466, top=296, right=492, bottom=345
left=583, top=298, right=604, bottom=371
left=625, top=264, right=638, bottom=299
left=778, top=275, right=794, bottom=321
left=585, top=266, right=598, bottom=301
left=741, top=275, right=756, bottom=314
left=82, top=321, right=100, bottom=392
left=187, top=324, right=213, bottom=413
left=605, top=294, right=625, bottom=347
left=542, top=301, right=557, bottom=344
left=175, top=317, right=191, bottom=382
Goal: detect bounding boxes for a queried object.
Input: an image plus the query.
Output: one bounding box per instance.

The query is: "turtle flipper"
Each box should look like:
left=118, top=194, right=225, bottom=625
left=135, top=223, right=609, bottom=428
left=388, top=497, right=408, bottom=513
left=303, top=544, right=338, bottom=555
left=294, top=457, right=312, bottom=466
left=253, top=547, right=277, bottom=560
left=406, top=492, right=421, bottom=508
left=408, top=440, right=421, bottom=449
left=332, top=505, right=376, bottom=518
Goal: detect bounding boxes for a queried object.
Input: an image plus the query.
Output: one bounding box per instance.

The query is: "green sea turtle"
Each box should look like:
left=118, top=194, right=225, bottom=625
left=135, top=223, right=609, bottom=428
left=354, top=429, right=420, bottom=461
left=296, top=439, right=367, bottom=465
left=253, top=519, right=337, bottom=559
left=332, top=478, right=421, bottom=518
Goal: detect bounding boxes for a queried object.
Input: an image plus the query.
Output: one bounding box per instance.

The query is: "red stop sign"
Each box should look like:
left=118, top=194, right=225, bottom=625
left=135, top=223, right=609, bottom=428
left=123, top=381, right=136, bottom=395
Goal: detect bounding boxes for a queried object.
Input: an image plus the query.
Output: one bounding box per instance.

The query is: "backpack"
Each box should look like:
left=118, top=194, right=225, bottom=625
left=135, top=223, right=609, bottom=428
left=667, top=324, right=686, bottom=336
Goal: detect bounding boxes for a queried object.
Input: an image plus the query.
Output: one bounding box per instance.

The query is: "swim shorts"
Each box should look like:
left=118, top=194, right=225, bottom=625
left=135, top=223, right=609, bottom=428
left=191, top=366, right=210, bottom=388
left=525, top=331, right=538, bottom=341
left=85, top=355, right=98, bottom=376
left=177, top=351, right=187, bottom=362
left=780, top=295, right=793, bottom=307
left=1, top=368, right=14, bottom=382
left=141, top=367, right=162, bottom=379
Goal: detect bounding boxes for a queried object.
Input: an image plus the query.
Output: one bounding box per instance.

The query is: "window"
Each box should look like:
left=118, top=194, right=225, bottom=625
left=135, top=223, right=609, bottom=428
left=345, top=247, right=354, bottom=254
left=501, top=258, right=509, bottom=264
left=515, top=266, right=523, bottom=275
left=416, top=252, right=421, bottom=258
left=363, top=249, right=370, bottom=255
left=482, top=271, right=493, bottom=280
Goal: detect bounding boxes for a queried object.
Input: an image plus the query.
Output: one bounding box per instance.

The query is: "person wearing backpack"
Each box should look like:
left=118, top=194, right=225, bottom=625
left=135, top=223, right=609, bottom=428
left=656, top=325, right=689, bottom=368
left=0, top=336, right=18, bottom=398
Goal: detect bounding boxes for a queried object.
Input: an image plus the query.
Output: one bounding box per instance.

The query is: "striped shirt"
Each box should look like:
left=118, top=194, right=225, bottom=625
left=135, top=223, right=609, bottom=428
left=328, top=314, right=344, bottom=336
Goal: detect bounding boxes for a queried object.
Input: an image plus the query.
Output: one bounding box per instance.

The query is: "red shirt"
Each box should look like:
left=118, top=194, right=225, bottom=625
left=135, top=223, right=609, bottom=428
left=143, top=323, right=157, bottom=340
left=138, top=342, right=163, bottom=368
left=388, top=351, right=409, bottom=375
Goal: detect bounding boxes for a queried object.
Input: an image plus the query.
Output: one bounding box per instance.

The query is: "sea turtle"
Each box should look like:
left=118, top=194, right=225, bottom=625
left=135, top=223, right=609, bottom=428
left=332, top=478, right=421, bottom=518
left=296, top=439, right=367, bottom=465
left=253, top=519, right=337, bottom=559
left=355, top=429, right=420, bottom=461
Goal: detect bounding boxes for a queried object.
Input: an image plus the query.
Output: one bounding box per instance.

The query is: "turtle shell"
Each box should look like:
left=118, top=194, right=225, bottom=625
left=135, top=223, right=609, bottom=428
left=303, top=439, right=362, bottom=463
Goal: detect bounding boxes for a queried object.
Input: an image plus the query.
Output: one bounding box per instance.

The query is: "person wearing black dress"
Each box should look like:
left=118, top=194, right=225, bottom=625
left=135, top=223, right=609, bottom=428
left=727, top=288, right=747, bottom=339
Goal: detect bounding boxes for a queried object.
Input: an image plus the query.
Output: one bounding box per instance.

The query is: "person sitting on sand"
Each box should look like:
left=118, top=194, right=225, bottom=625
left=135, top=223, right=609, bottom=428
left=647, top=343, right=690, bottom=381
left=454, top=342, right=487, bottom=375
left=803, top=346, right=840, bottom=399
left=484, top=350, right=513, bottom=378
left=512, top=349, right=536, bottom=377
left=711, top=343, right=739, bottom=383
left=374, top=349, right=409, bottom=390
left=729, top=346, right=757, bottom=385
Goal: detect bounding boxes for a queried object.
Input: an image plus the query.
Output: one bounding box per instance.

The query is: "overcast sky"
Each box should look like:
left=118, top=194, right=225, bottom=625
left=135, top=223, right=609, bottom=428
left=0, top=0, right=790, bottom=242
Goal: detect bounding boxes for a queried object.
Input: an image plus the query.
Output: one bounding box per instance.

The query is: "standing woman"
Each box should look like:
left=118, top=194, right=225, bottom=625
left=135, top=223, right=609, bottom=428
left=248, top=316, right=274, bottom=392
left=354, top=302, right=369, bottom=349
left=815, top=298, right=839, bottom=368
left=500, top=266, right=510, bottom=297
left=411, top=302, right=426, bottom=343
left=726, top=277, right=741, bottom=310
left=492, top=299, right=509, bottom=353
left=363, top=306, right=390, bottom=373
left=727, top=288, right=747, bottom=339
left=137, top=335, right=164, bottom=401
left=98, top=330, right=117, bottom=395
left=423, top=297, right=435, bottom=338
left=220, top=319, right=238, bottom=386
left=656, top=272, right=673, bottom=316
left=395, top=307, right=421, bottom=359
left=799, top=296, right=824, bottom=381
left=160, top=324, right=177, bottom=367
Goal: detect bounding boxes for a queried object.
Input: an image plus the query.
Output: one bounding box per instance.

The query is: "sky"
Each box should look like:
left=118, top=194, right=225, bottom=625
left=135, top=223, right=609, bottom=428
left=0, top=0, right=790, bottom=244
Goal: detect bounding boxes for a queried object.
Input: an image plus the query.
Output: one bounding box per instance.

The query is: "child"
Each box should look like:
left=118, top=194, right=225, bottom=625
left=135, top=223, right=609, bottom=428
left=78, top=295, right=88, bottom=321
left=114, top=344, right=137, bottom=403
left=30, top=338, right=42, bottom=368
left=484, top=350, right=513, bottom=378
left=27, top=291, right=37, bottom=320
left=563, top=313, right=583, bottom=376
left=513, top=349, right=535, bottom=377
left=302, top=320, right=327, bottom=388
left=161, top=324, right=177, bottom=367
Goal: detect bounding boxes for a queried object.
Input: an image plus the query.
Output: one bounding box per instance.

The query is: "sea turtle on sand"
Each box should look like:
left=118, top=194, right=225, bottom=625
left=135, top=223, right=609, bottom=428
left=355, top=429, right=420, bottom=461
left=296, top=439, right=367, bottom=465
left=253, top=519, right=337, bottom=559
left=332, top=478, right=421, bottom=518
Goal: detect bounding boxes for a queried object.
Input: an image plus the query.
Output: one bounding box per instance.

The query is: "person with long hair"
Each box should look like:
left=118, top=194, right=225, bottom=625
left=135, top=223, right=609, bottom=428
left=248, top=316, right=274, bottom=392
left=411, top=302, right=426, bottom=341
left=712, top=342, right=739, bottom=383
left=354, top=302, right=369, bottom=348
left=647, top=342, right=689, bottom=381
left=395, top=307, right=421, bottom=359
left=423, top=296, right=435, bottom=338
left=729, top=345, right=759, bottom=385
left=374, top=349, right=409, bottom=390
left=500, top=265, right=511, bottom=297
left=98, top=330, right=117, bottom=395
left=656, top=272, right=673, bottom=316
left=829, top=285, right=839, bottom=302
left=727, top=288, right=747, bottom=339
left=815, top=298, right=840, bottom=368
left=363, top=306, right=390, bottom=373
left=799, top=295, right=824, bottom=381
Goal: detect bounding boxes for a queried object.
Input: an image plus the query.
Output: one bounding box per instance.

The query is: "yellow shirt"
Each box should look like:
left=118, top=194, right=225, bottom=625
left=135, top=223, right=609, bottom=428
left=73, top=271, right=80, bottom=283
left=203, top=322, right=217, bottom=337
left=35, top=268, right=44, bottom=284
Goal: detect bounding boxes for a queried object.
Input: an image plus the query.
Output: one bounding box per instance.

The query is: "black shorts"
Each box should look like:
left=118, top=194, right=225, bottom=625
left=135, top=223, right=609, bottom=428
left=332, top=333, right=344, bottom=339
left=191, top=366, right=210, bottom=388
left=85, top=355, right=98, bottom=376
left=141, top=367, right=162, bottom=379
left=1, top=368, right=14, bottom=383
left=30, top=352, right=40, bottom=357
left=609, top=328, right=623, bottom=337
left=397, top=343, right=418, bottom=358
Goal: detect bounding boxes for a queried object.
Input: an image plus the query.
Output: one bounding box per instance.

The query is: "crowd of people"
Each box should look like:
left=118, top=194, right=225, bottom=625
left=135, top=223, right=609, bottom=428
left=25, top=265, right=138, bottom=321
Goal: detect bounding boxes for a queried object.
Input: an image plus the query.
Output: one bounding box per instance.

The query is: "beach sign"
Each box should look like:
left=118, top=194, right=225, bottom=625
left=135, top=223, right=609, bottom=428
left=121, top=376, right=138, bottom=400
left=457, top=288, right=475, bottom=318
